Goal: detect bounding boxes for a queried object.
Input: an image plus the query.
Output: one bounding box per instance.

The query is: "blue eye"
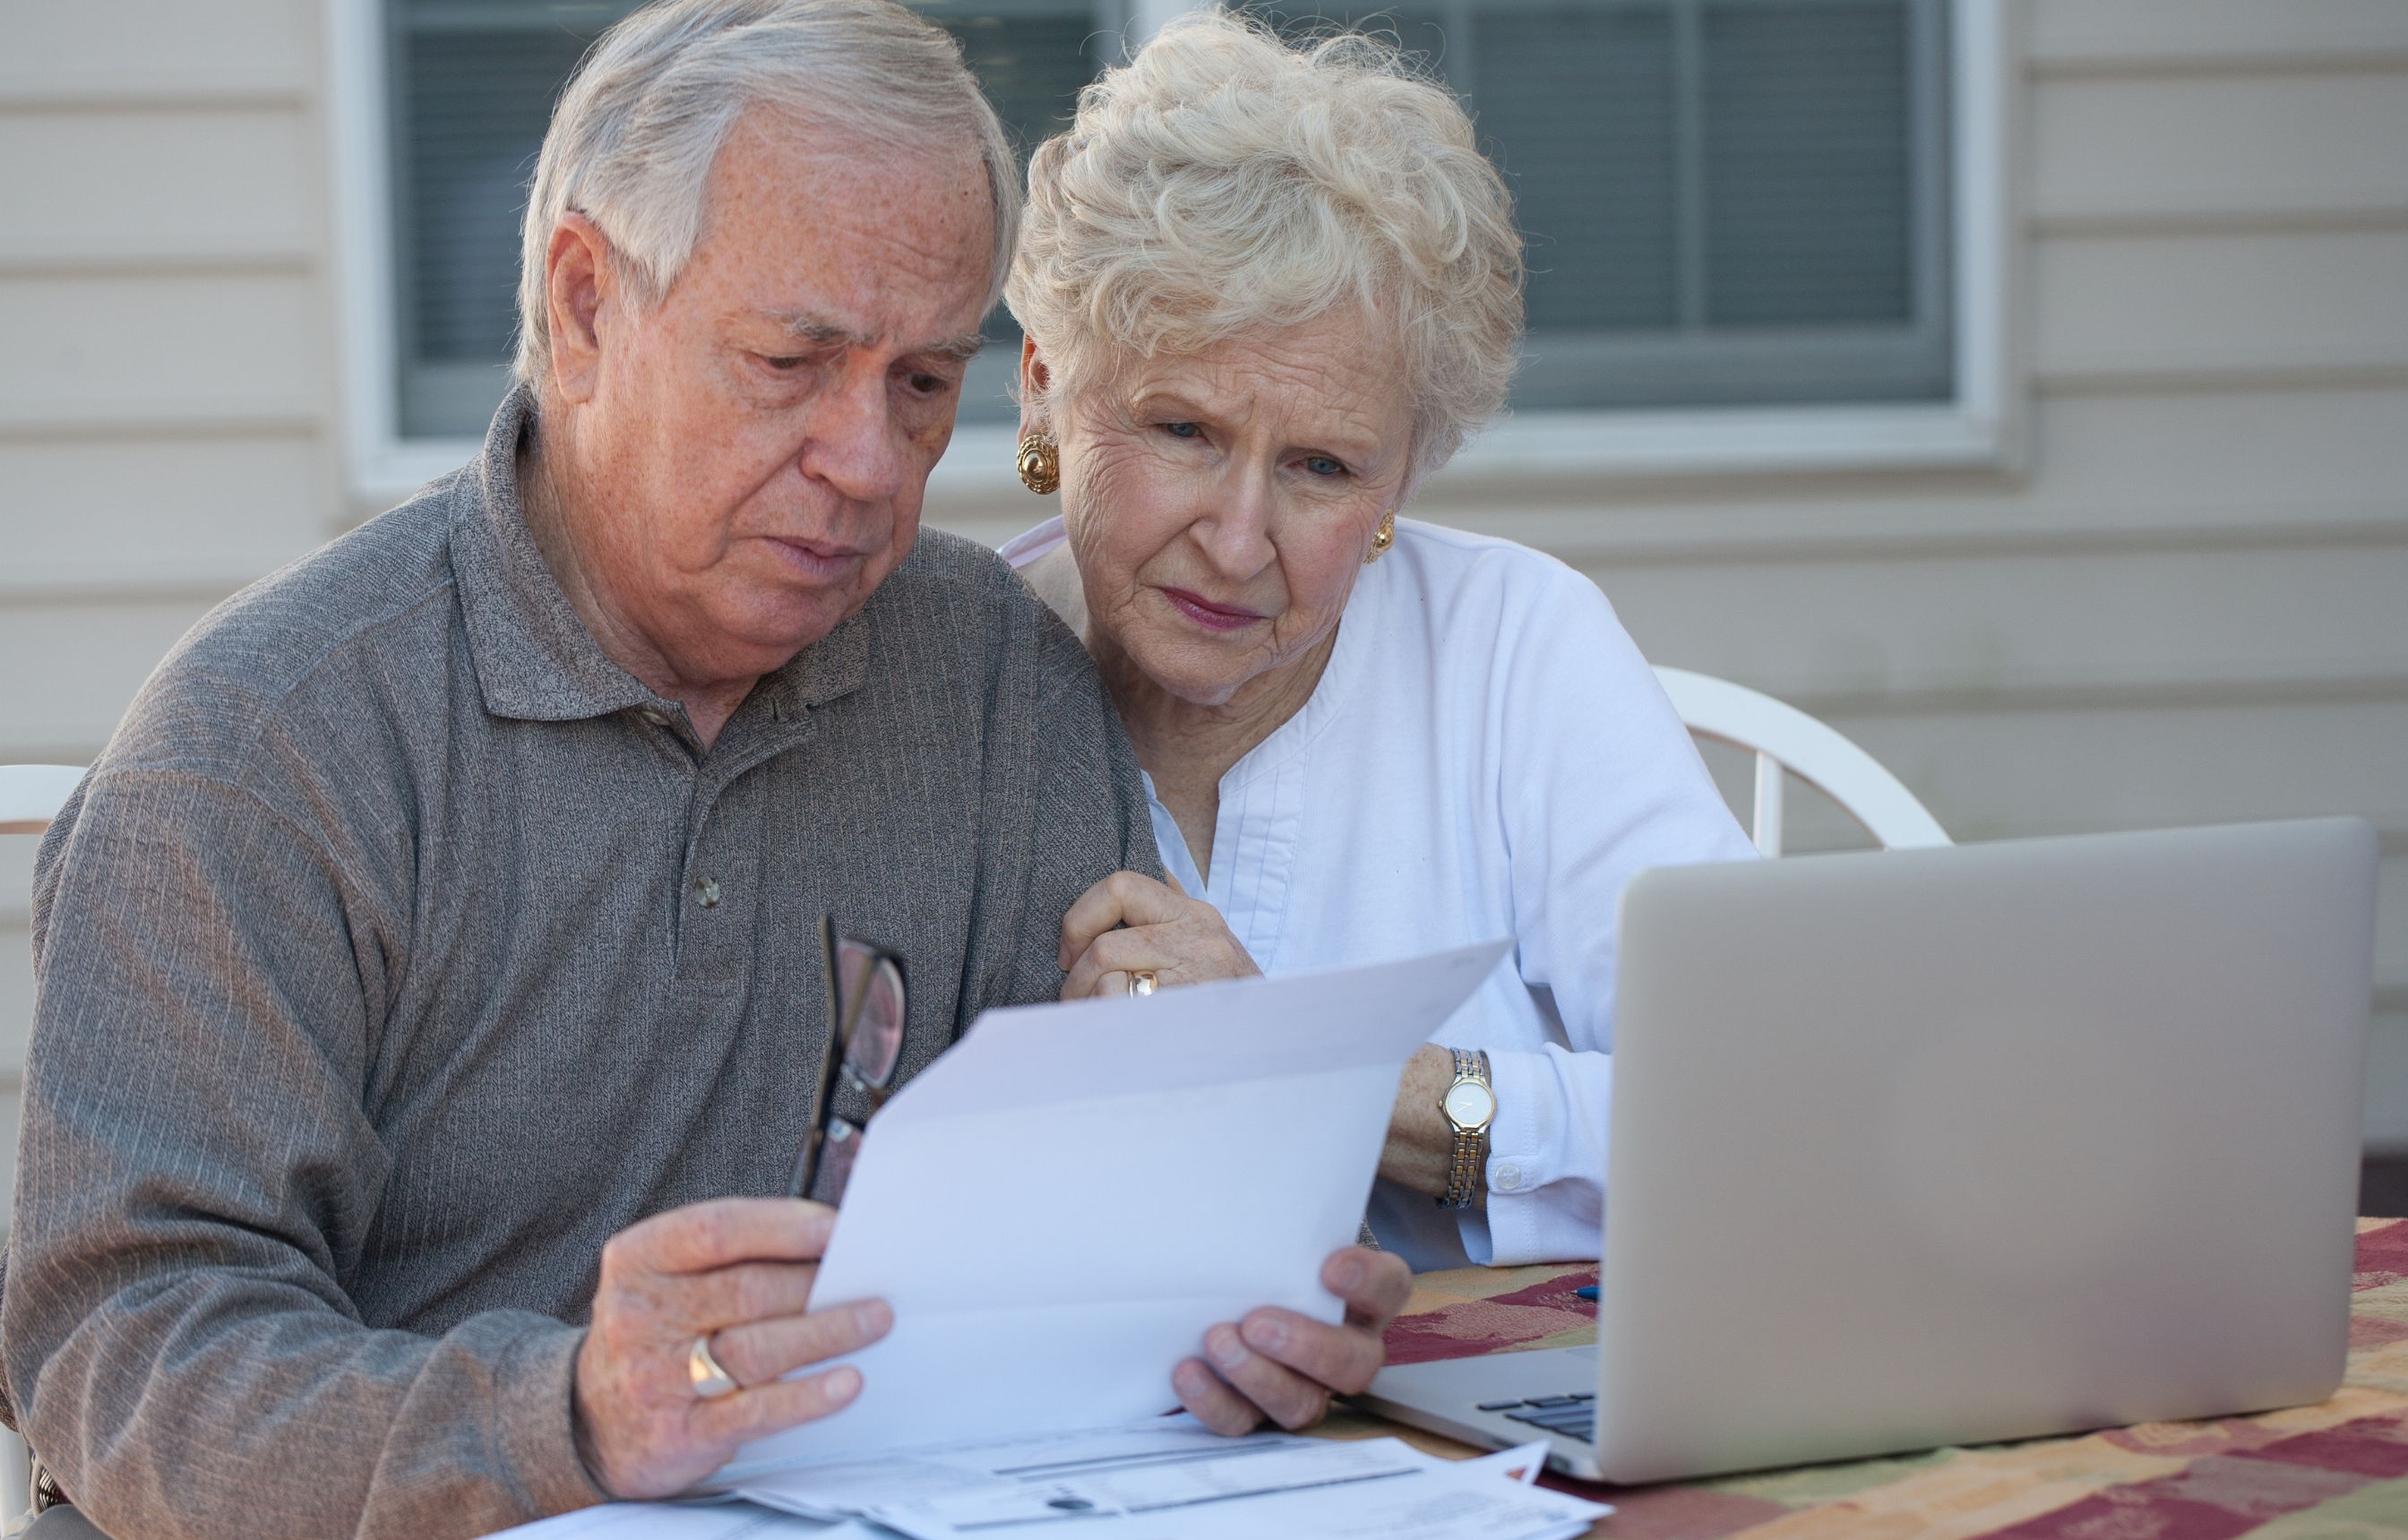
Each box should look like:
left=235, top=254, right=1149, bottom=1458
left=1164, top=422, right=1200, bottom=438
left=1304, top=456, right=1345, bottom=477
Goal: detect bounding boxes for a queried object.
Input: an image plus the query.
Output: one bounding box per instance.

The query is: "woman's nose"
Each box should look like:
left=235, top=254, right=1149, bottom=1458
left=1189, top=471, right=1277, bottom=574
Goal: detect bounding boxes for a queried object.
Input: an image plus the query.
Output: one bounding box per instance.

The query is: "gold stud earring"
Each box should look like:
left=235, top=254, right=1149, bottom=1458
left=1364, top=510, right=1396, bottom=564
left=1016, top=434, right=1060, bottom=495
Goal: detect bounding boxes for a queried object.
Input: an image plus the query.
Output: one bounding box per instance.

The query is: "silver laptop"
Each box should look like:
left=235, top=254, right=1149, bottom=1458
left=1363, top=818, right=2378, bottom=1484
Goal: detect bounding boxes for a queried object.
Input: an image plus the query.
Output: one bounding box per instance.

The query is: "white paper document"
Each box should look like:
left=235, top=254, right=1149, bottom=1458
left=492, top=1425, right=1602, bottom=1540
left=491, top=1498, right=875, bottom=1538
left=726, top=1418, right=1608, bottom=1540
left=714, top=940, right=1512, bottom=1477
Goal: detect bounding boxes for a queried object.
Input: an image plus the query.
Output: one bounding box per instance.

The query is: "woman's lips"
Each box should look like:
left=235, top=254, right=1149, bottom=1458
left=1158, top=586, right=1265, bottom=633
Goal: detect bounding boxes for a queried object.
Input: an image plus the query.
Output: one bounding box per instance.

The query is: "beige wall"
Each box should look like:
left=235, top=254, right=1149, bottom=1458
left=4, top=0, right=2405, bottom=1237
left=3, top=0, right=348, bottom=1222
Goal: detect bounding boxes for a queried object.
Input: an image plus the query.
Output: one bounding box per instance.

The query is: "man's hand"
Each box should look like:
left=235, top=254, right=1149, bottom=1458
left=574, top=1197, right=892, bottom=1498
left=1170, top=1247, right=1413, bottom=1433
left=1059, top=871, right=1260, bottom=999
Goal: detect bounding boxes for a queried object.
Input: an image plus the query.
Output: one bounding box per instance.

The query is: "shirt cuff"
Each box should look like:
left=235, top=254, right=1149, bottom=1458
left=1478, top=1045, right=1606, bottom=1268
left=496, top=1321, right=611, bottom=1517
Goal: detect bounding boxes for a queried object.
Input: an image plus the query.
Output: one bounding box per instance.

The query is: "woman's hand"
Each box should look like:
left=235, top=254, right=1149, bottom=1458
left=1059, top=871, right=1260, bottom=998
left=1378, top=1045, right=1479, bottom=1202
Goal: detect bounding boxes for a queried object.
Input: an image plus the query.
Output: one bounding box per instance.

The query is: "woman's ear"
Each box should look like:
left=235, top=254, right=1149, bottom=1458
left=1017, top=337, right=1054, bottom=440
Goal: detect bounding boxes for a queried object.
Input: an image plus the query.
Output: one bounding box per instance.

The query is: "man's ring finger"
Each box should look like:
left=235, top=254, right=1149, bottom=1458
left=1127, top=969, right=1157, bottom=996
left=689, top=1333, right=740, bottom=1399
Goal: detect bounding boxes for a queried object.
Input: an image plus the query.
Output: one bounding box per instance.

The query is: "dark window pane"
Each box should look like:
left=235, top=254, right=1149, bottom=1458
left=1242, top=4, right=1453, bottom=68
left=391, top=3, right=631, bottom=436
left=942, top=13, right=1097, bottom=154
left=902, top=2, right=1109, bottom=413
left=400, top=27, right=597, bottom=365
left=930, top=8, right=1103, bottom=357
left=1700, top=0, right=1912, bottom=327
left=383, top=0, right=1946, bottom=434
left=388, top=0, right=1103, bottom=434
left=1474, top=5, right=1677, bottom=331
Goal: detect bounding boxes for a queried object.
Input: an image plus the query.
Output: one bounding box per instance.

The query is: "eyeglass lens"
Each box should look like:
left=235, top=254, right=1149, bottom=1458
left=835, top=939, right=905, bottom=1091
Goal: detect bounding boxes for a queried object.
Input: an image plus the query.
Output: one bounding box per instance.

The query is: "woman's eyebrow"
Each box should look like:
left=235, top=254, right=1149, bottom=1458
left=1127, top=386, right=1210, bottom=416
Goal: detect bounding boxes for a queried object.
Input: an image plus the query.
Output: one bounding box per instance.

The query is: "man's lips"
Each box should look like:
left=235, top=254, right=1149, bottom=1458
left=1158, top=586, right=1265, bottom=632
left=764, top=537, right=870, bottom=583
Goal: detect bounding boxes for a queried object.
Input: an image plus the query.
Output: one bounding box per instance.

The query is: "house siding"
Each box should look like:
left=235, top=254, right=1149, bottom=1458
left=0, top=0, right=342, bottom=1224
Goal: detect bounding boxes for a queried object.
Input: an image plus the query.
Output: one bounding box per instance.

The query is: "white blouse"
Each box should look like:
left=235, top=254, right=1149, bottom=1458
left=1001, top=515, right=1755, bottom=1269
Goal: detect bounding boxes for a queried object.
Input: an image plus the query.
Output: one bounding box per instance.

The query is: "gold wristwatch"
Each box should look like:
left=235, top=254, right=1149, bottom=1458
left=1437, top=1047, right=1494, bottom=1209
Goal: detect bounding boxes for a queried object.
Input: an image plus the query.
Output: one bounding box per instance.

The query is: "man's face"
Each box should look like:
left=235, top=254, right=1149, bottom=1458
left=555, top=111, right=993, bottom=682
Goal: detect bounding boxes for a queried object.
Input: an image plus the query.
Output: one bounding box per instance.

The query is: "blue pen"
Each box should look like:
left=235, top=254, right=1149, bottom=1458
left=1574, top=1285, right=1599, bottom=1301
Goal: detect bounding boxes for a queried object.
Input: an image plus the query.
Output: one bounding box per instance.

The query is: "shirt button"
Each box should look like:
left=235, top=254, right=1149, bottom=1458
left=640, top=709, right=668, bottom=727
left=1493, top=1163, right=1524, bottom=1192
left=694, top=877, right=721, bottom=908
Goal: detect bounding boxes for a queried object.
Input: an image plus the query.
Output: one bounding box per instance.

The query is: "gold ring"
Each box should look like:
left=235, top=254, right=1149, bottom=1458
left=689, top=1333, right=739, bottom=1399
left=1127, top=970, right=1157, bottom=996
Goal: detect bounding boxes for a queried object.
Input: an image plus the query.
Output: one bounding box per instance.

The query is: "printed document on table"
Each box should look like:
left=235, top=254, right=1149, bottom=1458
left=488, top=1498, right=879, bottom=1537
left=712, top=940, right=1513, bottom=1478
left=727, top=1417, right=1609, bottom=1540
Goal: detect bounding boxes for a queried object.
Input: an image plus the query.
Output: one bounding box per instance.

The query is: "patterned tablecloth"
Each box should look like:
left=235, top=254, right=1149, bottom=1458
left=1312, top=1217, right=2408, bottom=1539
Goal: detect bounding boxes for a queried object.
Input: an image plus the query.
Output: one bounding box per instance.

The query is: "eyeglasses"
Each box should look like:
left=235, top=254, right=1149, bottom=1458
left=788, top=916, right=907, bottom=1204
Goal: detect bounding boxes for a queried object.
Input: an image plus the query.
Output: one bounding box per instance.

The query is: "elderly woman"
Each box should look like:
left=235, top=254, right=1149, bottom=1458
left=1010, top=13, right=1755, bottom=1272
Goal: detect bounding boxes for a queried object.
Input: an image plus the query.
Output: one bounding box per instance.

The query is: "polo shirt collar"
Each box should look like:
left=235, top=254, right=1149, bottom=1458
left=450, top=385, right=865, bottom=727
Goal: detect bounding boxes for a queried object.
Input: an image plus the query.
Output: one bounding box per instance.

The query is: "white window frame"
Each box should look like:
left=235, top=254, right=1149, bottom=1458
left=328, top=0, right=471, bottom=508
left=327, top=0, right=2011, bottom=509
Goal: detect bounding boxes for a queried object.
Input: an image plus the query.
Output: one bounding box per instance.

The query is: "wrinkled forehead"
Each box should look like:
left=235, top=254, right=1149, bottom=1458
left=688, top=107, right=995, bottom=315
left=1102, top=310, right=1415, bottom=432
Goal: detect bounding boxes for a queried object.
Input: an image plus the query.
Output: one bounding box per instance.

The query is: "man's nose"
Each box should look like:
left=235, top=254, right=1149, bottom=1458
left=797, top=365, right=907, bottom=504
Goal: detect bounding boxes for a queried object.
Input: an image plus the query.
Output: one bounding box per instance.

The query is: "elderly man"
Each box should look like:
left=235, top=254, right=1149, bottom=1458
left=1, top=3, right=1407, bottom=1536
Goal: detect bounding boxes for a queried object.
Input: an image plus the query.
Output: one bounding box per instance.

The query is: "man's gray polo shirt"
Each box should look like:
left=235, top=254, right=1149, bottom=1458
left=4, top=390, right=1158, bottom=1540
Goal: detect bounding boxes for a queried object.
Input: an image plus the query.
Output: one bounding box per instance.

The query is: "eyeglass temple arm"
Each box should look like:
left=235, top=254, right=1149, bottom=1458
left=790, top=914, right=858, bottom=1200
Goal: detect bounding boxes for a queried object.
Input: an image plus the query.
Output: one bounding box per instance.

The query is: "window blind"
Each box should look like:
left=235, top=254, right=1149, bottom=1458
left=390, top=3, right=624, bottom=438
left=915, top=0, right=1110, bottom=420
left=384, top=0, right=1951, bottom=440
left=1251, top=0, right=1953, bottom=409
left=385, top=0, right=1102, bottom=437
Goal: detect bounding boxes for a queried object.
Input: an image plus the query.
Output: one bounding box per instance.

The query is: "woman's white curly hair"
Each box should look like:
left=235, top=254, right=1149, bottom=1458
left=1006, top=9, right=1524, bottom=484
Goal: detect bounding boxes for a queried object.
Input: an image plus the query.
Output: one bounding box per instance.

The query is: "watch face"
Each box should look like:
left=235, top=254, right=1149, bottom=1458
left=1442, top=1080, right=1496, bottom=1131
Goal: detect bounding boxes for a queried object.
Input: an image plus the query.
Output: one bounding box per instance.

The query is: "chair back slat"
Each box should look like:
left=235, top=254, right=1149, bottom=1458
left=0, top=765, right=88, bottom=837
left=1654, top=668, right=1949, bottom=856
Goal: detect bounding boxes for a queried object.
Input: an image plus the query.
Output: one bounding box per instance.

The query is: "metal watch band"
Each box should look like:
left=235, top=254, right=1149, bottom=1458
left=1440, top=1047, right=1492, bottom=1209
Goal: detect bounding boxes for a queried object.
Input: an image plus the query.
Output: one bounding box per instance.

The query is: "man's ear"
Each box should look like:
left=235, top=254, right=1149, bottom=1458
left=1016, top=336, right=1054, bottom=441
left=545, top=213, right=615, bottom=404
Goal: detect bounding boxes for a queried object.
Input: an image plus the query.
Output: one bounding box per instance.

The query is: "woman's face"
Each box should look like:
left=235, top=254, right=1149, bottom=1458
left=1031, top=309, right=1417, bottom=708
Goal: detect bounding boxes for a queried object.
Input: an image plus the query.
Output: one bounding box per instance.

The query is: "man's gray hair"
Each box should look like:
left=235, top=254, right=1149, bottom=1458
left=515, top=0, right=1019, bottom=385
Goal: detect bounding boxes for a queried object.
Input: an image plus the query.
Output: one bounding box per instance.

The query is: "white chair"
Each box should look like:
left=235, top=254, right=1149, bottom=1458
left=1653, top=667, right=1948, bottom=857
left=0, top=767, right=84, bottom=838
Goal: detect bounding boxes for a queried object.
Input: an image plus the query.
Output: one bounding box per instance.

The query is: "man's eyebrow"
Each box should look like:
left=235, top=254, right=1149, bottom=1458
left=772, top=313, right=986, bottom=364
left=776, top=313, right=863, bottom=348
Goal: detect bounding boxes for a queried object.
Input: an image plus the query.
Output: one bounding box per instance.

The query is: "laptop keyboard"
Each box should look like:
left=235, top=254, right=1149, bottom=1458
left=1475, top=1393, right=1595, bottom=1442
